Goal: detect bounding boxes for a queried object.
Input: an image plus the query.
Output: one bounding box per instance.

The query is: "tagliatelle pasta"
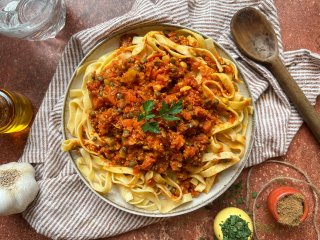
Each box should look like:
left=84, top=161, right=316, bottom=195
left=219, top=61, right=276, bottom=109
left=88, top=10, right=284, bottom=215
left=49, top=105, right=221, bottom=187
left=62, top=29, right=252, bottom=213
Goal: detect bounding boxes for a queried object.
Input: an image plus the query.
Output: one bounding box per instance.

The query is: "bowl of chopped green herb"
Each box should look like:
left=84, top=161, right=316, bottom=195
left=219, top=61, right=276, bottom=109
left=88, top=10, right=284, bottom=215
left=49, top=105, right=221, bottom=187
left=213, top=207, right=253, bottom=240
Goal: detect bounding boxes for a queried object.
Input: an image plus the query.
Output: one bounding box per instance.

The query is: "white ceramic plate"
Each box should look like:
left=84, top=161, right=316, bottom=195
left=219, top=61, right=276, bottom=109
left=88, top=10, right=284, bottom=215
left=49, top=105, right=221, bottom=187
left=62, top=23, right=255, bottom=217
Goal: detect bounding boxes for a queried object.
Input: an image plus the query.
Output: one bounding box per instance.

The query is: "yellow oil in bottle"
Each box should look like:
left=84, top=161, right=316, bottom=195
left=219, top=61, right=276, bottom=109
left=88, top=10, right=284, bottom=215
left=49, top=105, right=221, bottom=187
left=0, top=89, right=33, bottom=133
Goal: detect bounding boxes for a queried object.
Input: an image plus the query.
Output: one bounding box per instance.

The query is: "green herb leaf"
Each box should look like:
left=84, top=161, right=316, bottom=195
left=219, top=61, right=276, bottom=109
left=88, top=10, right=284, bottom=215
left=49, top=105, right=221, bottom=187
left=162, top=114, right=180, bottom=121
left=252, top=192, right=257, bottom=199
left=142, top=122, right=160, bottom=134
left=137, top=114, right=145, bottom=122
left=145, top=113, right=156, bottom=120
left=168, top=99, right=183, bottom=114
left=142, top=100, right=155, bottom=113
left=159, top=102, right=169, bottom=115
left=236, top=197, right=245, bottom=205
left=139, top=99, right=182, bottom=134
left=159, top=100, right=183, bottom=116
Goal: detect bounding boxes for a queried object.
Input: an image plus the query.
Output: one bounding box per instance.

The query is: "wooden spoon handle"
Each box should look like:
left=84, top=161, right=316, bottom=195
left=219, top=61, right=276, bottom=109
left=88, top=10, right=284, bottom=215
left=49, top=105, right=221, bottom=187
left=268, top=56, right=320, bottom=143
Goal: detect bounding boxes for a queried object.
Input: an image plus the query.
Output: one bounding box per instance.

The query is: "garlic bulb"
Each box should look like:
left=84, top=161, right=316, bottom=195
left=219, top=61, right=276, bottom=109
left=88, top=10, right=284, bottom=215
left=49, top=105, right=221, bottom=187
left=0, top=162, right=39, bottom=216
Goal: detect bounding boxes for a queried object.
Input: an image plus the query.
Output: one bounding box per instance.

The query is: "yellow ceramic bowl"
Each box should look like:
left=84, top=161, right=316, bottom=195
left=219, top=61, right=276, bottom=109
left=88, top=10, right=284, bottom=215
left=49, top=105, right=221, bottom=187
left=213, top=207, right=253, bottom=240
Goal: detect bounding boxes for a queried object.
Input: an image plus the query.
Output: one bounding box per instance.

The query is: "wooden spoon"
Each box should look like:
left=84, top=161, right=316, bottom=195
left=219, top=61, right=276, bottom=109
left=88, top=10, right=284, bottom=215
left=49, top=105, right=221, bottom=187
left=231, top=7, right=320, bottom=143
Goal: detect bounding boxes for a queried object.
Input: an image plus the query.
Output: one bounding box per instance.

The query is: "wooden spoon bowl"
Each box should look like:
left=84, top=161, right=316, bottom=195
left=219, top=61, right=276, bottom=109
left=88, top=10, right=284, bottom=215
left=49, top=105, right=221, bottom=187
left=231, top=7, right=278, bottom=62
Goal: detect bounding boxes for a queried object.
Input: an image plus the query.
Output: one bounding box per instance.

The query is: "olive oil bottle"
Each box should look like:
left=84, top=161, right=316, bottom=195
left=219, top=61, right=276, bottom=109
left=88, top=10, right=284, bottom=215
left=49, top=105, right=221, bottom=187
left=0, top=89, right=33, bottom=133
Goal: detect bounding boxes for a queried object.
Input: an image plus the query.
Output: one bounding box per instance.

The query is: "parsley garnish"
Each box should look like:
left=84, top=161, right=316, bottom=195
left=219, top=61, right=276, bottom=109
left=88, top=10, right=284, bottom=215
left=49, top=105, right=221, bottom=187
left=141, top=121, right=160, bottom=134
left=159, top=99, right=183, bottom=121
left=138, top=99, right=183, bottom=134
left=138, top=100, right=156, bottom=121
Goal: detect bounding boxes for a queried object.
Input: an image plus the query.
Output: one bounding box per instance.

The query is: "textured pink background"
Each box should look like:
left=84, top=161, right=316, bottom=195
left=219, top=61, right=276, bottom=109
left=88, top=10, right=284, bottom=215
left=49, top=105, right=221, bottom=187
left=0, top=0, right=319, bottom=239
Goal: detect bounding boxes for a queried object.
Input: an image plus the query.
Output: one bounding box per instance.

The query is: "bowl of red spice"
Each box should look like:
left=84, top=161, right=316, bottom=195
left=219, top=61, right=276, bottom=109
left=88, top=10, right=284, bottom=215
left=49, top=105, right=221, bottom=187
left=267, top=186, right=309, bottom=227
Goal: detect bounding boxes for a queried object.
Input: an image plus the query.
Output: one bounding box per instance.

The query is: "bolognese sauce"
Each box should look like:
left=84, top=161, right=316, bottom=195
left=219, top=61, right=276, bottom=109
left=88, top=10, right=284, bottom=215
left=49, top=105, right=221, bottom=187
left=86, top=32, right=221, bottom=194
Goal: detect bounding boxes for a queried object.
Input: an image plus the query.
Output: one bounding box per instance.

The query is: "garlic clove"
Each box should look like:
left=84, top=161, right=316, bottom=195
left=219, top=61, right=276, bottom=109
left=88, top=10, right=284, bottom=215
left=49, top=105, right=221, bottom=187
left=0, top=189, right=16, bottom=215
left=14, top=174, right=39, bottom=213
left=0, top=162, right=39, bottom=216
left=4, top=162, right=35, bottom=174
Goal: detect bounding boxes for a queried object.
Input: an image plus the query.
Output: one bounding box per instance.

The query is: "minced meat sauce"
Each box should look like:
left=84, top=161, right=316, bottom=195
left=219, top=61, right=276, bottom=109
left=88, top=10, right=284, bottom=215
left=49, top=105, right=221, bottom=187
left=86, top=31, right=221, bottom=195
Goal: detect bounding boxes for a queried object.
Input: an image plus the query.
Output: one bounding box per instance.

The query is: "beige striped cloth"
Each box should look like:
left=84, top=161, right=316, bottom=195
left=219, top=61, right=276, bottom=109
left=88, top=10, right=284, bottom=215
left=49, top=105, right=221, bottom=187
left=19, top=0, right=320, bottom=239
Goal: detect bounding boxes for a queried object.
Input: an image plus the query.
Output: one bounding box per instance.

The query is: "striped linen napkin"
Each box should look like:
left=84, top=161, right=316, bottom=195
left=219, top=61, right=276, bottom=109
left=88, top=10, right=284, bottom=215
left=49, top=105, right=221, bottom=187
left=19, top=0, right=320, bottom=239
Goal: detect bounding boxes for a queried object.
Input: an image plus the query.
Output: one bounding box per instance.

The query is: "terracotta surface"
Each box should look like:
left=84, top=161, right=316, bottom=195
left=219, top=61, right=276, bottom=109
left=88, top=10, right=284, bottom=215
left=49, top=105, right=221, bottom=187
left=0, top=1, right=319, bottom=239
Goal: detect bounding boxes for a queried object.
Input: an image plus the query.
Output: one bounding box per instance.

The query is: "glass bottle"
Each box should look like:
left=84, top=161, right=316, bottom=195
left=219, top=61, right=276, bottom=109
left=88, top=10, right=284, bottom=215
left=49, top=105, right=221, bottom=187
left=0, top=89, right=33, bottom=133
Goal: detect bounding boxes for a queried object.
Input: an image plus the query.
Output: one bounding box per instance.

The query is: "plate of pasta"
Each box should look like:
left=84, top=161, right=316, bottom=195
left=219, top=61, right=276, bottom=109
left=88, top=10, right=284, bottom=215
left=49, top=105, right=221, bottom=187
left=62, top=24, right=255, bottom=217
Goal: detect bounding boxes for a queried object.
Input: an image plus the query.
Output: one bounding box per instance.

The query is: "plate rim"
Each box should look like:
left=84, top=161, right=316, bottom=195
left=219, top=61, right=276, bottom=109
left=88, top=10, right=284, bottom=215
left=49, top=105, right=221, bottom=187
left=61, top=22, right=256, bottom=218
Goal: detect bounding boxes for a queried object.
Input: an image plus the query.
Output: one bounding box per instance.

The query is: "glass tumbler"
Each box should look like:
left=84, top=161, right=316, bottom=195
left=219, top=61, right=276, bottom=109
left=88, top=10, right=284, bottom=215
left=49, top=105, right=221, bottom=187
left=0, top=0, right=66, bottom=40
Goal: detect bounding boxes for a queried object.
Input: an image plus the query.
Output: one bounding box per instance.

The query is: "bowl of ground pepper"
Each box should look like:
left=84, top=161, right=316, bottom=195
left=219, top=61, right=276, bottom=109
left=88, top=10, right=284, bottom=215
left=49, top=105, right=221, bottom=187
left=267, top=186, right=309, bottom=226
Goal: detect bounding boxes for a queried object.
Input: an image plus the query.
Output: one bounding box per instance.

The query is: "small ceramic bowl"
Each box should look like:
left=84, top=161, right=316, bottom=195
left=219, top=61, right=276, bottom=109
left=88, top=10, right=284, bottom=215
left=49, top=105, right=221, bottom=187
left=267, top=186, right=309, bottom=225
